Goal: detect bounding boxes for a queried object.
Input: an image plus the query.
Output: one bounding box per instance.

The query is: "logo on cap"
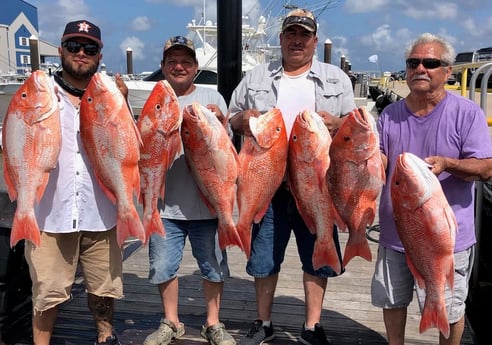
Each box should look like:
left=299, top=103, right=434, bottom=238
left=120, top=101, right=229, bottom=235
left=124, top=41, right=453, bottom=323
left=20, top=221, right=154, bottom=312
left=78, top=22, right=92, bottom=33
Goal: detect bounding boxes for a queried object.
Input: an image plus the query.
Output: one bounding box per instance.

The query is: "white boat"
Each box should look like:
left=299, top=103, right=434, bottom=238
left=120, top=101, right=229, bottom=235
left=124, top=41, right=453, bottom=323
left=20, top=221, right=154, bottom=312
left=126, top=13, right=281, bottom=115
left=126, top=1, right=342, bottom=115
left=0, top=73, right=27, bottom=95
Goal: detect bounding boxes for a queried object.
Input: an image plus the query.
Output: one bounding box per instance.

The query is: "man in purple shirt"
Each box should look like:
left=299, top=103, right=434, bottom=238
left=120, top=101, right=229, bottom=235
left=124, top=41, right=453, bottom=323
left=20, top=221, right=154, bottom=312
left=371, top=32, right=492, bottom=345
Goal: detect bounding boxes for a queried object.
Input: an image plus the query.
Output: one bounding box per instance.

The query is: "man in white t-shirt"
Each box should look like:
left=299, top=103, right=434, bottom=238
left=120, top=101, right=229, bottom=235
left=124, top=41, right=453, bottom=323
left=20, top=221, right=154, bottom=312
left=229, top=8, right=356, bottom=345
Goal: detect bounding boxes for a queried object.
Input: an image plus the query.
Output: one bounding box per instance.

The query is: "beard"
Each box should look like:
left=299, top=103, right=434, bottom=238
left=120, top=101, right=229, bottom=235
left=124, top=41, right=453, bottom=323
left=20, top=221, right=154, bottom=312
left=61, top=55, right=99, bottom=80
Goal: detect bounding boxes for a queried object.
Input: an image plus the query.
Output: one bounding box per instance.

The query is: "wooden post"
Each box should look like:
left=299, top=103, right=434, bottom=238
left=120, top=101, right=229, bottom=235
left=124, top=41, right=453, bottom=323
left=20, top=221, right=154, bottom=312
left=324, top=39, right=332, bottom=64
left=29, top=35, right=40, bottom=72
left=126, top=48, right=133, bottom=75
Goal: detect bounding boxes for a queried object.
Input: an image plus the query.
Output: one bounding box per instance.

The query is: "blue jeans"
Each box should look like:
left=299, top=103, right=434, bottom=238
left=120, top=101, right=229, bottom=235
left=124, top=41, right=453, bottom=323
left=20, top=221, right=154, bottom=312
left=246, top=187, right=344, bottom=278
left=148, top=218, right=229, bottom=284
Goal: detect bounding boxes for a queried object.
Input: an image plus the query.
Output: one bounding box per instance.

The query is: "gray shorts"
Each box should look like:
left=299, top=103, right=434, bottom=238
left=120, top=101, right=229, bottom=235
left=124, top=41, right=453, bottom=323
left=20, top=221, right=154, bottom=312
left=370, top=245, right=474, bottom=323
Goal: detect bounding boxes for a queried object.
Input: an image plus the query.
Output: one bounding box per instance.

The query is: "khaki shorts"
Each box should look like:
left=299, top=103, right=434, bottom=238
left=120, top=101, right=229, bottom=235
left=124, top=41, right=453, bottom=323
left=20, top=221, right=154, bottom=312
left=371, top=245, right=474, bottom=324
left=24, top=228, right=123, bottom=312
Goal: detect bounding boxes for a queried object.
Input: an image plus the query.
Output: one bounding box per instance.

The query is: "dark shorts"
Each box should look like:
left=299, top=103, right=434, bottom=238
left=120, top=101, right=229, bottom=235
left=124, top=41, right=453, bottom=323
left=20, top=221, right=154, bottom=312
left=246, top=187, right=344, bottom=278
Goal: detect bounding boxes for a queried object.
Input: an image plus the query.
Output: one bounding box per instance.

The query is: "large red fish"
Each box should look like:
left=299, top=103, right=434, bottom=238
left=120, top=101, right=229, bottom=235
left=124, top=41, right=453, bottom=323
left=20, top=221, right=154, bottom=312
left=236, top=108, right=288, bottom=258
left=181, top=102, right=242, bottom=250
left=79, top=72, right=145, bottom=247
left=2, top=70, right=61, bottom=247
left=328, top=107, right=385, bottom=266
left=391, top=152, right=456, bottom=339
left=288, top=111, right=340, bottom=274
left=137, top=80, right=182, bottom=239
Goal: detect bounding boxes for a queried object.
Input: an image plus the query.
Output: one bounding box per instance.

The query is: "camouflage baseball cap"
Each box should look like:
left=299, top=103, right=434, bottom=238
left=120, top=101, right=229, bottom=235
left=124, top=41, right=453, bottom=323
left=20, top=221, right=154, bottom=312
left=281, top=9, right=317, bottom=33
left=163, top=35, right=196, bottom=60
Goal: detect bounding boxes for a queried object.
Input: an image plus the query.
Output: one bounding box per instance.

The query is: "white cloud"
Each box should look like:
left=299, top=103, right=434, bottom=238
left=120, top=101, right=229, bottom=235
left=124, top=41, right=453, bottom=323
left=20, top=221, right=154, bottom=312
left=120, top=36, right=145, bottom=61
left=403, top=2, right=457, bottom=20
left=131, top=16, right=151, bottom=32
left=345, top=0, right=389, bottom=13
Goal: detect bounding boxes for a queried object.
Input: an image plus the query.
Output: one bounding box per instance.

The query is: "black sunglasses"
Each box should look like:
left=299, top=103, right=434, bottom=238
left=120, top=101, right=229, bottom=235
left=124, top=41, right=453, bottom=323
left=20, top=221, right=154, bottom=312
left=406, top=58, right=449, bottom=69
left=62, top=41, right=100, bottom=56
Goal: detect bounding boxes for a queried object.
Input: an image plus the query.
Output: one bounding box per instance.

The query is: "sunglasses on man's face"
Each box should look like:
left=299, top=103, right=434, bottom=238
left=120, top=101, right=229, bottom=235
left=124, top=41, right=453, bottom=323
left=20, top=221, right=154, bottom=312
left=62, top=41, right=100, bottom=56
left=406, top=58, right=449, bottom=70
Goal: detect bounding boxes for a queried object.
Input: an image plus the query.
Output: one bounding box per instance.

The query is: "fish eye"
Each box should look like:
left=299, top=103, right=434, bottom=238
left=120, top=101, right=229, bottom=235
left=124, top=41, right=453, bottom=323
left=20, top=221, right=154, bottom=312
left=155, top=104, right=161, bottom=111
left=21, top=92, right=27, bottom=99
left=343, top=136, right=350, bottom=142
left=292, top=134, right=297, bottom=141
left=87, top=96, right=93, bottom=103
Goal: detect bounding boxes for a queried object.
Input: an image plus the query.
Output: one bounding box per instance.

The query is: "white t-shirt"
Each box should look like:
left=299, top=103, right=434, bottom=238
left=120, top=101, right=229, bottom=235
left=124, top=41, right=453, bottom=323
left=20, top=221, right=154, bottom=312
left=276, top=70, right=315, bottom=138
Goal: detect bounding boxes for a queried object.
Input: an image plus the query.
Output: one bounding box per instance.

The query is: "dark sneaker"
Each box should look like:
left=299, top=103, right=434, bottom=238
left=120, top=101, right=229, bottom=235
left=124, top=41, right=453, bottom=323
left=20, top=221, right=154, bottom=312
left=238, top=320, right=275, bottom=345
left=144, top=318, right=185, bottom=345
left=299, top=323, right=331, bottom=345
left=200, top=322, right=236, bottom=345
left=95, top=333, right=121, bottom=345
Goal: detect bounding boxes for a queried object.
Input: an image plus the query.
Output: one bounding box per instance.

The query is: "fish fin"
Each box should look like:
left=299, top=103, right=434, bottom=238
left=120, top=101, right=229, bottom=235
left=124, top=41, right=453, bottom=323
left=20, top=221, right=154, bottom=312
left=10, top=211, right=41, bottom=248
left=444, top=206, right=458, bottom=236
left=420, top=297, right=450, bottom=339
left=236, top=223, right=252, bottom=259
left=3, top=166, right=18, bottom=201
left=95, top=175, right=117, bottom=204
left=342, top=234, right=372, bottom=266
left=253, top=203, right=269, bottom=224
left=314, top=159, right=329, bottom=192
left=194, top=189, right=216, bottom=216
left=143, top=209, right=166, bottom=240
left=116, top=206, right=146, bottom=247
left=35, top=172, right=50, bottom=203
left=367, top=154, right=386, bottom=183
left=406, top=255, right=426, bottom=289
left=130, top=114, right=144, bottom=147
left=218, top=223, right=243, bottom=251
left=289, top=190, right=317, bottom=234
left=333, top=206, right=347, bottom=232
left=312, top=239, right=342, bottom=274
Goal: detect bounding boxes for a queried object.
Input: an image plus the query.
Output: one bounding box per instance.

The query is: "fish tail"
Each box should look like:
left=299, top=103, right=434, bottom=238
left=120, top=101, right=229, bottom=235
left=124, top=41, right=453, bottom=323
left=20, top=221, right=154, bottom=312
left=117, top=207, right=146, bottom=247
left=236, top=222, right=252, bottom=259
left=143, top=209, right=166, bottom=240
left=10, top=211, right=41, bottom=248
left=342, top=236, right=372, bottom=267
left=218, top=223, right=243, bottom=251
left=312, top=239, right=342, bottom=274
left=420, top=298, right=450, bottom=339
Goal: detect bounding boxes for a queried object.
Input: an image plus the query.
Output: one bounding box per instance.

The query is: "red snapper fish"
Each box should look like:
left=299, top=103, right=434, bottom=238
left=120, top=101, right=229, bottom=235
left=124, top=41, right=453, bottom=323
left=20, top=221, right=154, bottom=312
left=391, top=152, right=456, bottom=339
left=137, top=80, right=182, bottom=239
left=181, top=102, right=242, bottom=250
left=288, top=111, right=340, bottom=274
left=328, top=107, right=385, bottom=266
left=236, top=108, right=288, bottom=258
left=79, top=72, right=145, bottom=247
left=2, top=70, right=61, bottom=247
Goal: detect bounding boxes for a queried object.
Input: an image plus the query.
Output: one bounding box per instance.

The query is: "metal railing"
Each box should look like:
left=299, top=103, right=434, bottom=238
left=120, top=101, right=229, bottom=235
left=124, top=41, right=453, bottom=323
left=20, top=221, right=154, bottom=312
left=466, top=62, right=492, bottom=298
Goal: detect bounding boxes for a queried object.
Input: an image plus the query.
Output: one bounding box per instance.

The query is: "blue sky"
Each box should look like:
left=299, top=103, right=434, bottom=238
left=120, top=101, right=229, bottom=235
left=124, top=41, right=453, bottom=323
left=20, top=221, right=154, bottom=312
left=29, top=0, right=492, bottom=76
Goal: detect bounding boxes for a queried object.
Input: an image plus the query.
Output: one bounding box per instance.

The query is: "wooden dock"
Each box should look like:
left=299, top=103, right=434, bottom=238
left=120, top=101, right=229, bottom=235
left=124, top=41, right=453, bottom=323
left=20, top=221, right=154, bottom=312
left=33, top=231, right=477, bottom=345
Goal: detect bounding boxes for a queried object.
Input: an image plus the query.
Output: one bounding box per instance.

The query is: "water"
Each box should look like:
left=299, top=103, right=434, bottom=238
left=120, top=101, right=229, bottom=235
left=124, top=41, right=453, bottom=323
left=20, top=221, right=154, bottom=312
left=0, top=94, right=13, bottom=122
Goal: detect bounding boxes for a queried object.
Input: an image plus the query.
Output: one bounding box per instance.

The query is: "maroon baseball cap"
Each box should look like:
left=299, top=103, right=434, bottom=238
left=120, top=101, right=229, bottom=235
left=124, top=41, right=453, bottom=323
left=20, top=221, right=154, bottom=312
left=61, top=20, right=103, bottom=48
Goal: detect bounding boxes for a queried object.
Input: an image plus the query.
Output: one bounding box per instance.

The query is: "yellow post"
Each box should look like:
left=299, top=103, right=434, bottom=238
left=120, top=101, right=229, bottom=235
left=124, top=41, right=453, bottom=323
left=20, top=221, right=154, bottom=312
left=461, top=68, right=468, bottom=97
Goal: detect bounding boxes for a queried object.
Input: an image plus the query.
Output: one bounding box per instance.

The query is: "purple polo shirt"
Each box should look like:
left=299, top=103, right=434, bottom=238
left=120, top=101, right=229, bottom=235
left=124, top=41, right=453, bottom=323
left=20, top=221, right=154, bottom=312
left=378, top=91, right=492, bottom=252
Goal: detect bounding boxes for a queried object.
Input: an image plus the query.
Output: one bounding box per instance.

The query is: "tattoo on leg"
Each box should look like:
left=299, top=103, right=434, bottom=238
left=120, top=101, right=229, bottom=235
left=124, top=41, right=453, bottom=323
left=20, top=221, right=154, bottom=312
left=88, top=293, right=114, bottom=337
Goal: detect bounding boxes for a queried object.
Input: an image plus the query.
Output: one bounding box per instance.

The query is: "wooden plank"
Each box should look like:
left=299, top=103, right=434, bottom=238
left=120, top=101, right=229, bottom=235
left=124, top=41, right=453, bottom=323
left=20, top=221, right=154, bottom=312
left=45, top=232, right=476, bottom=345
